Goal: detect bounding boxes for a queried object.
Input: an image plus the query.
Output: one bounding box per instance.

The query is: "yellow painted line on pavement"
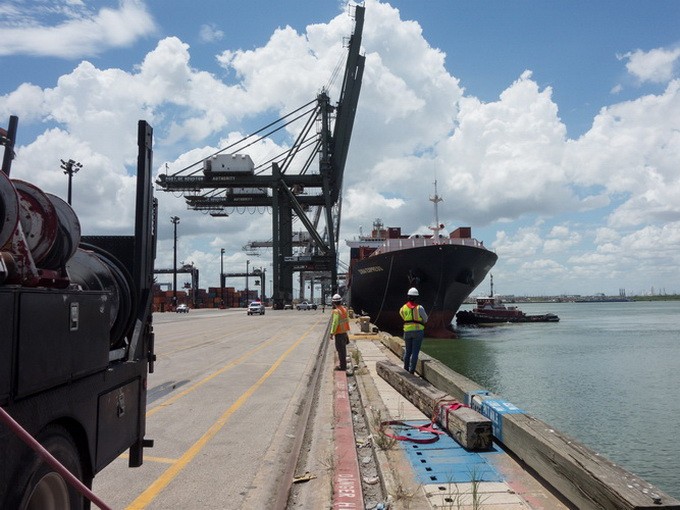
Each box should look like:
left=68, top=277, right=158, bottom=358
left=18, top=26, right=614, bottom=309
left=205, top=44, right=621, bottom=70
left=126, top=319, right=324, bottom=510
left=161, top=322, right=258, bottom=356
left=119, top=453, right=178, bottom=465
left=146, top=328, right=287, bottom=418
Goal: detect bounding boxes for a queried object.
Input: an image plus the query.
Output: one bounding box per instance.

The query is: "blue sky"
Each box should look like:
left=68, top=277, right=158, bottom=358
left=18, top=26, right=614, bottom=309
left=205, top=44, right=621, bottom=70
left=2, top=0, right=680, bottom=297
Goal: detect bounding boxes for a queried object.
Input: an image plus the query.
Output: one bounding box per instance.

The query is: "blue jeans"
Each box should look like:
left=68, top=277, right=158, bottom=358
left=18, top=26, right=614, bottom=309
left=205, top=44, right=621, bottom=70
left=403, top=330, right=424, bottom=372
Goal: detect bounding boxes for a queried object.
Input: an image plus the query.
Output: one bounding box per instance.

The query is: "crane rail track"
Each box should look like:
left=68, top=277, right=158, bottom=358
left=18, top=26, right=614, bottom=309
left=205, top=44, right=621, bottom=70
left=273, top=318, right=332, bottom=509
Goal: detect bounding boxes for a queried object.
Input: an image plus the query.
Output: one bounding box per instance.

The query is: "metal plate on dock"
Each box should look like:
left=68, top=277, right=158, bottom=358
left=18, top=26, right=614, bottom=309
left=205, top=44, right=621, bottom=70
left=399, top=420, right=503, bottom=484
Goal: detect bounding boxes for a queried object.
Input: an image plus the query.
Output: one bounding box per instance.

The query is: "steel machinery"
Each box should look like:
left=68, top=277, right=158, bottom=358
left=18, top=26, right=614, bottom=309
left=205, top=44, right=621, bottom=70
left=0, top=118, right=157, bottom=509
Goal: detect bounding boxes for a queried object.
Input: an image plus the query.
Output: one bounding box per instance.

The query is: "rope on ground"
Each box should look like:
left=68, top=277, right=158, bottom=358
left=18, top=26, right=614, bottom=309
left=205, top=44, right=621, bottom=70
left=378, top=420, right=444, bottom=444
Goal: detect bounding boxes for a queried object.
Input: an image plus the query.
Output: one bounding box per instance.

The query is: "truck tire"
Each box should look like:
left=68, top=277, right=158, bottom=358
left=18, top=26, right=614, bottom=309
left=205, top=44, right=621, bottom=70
left=16, top=425, right=90, bottom=510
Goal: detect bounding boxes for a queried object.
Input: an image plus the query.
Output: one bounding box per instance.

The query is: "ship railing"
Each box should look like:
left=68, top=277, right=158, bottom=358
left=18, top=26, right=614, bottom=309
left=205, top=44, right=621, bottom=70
left=374, top=236, right=487, bottom=254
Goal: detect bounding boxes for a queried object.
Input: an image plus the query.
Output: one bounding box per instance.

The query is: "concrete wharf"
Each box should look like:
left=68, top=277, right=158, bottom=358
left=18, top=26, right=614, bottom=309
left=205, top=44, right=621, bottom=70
left=91, top=308, right=679, bottom=509
left=347, top=328, right=680, bottom=509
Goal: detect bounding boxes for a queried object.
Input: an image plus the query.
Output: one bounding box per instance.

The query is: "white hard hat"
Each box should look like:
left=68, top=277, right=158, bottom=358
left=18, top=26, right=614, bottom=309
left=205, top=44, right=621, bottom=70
left=407, top=287, right=419, bottom=297
left=332, top=293, right=342, bottom=302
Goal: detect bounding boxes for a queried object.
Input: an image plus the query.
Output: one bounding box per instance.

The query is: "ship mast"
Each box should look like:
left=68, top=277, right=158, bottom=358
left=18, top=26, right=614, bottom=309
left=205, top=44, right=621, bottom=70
left=428, top=180, right=443, bottom=238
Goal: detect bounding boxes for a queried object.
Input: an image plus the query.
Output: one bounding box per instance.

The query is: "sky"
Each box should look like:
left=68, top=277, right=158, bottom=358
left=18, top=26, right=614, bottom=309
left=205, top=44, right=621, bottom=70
left=2, top=0, right=680, bottom=298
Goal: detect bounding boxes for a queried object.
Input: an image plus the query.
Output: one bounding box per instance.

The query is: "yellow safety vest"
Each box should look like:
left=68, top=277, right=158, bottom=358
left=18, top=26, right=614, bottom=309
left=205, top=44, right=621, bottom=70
left=332, top=305, right=350, bottom=334
left=400, top=303, right=424, bottom=332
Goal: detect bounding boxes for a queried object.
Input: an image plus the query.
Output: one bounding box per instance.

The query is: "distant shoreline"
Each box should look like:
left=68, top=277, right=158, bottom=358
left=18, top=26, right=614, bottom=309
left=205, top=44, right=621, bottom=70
left=464, top=294, right=680, bottom=304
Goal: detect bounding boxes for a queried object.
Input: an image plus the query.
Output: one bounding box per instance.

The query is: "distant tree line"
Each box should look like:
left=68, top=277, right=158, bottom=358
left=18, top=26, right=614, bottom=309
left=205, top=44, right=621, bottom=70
left=631, top=294, right=680, bottom=301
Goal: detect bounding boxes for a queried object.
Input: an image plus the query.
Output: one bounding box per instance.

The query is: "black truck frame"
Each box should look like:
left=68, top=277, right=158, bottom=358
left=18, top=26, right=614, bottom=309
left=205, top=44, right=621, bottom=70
left=0, top=119, right=156, bottom=509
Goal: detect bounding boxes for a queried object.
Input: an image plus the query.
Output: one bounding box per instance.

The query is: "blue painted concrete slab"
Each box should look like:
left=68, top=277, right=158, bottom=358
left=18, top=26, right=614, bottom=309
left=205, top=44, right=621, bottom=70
left=396, top=420, right=504, bottom=484
left=406, top=443, right=502, bottom=457
left=412, top=450, right=484, bottom=464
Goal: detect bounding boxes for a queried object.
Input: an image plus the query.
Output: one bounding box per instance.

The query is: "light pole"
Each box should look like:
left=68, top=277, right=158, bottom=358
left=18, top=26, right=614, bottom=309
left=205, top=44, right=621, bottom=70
left=245, top=259, right=250, bottom=306
left=171, top=216, right=180, bottom=307
left=261, top=267, right=266, bottom=302
left=60, top=158, right=82, bottom=206
left=220, top=248, right=225, bottom=307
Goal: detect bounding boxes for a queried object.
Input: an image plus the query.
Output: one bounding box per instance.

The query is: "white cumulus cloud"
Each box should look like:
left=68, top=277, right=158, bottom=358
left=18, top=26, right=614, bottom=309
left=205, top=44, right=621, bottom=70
left=620, top=46, right=680, bottom=84
left=0, top=0, right=157, bottom=58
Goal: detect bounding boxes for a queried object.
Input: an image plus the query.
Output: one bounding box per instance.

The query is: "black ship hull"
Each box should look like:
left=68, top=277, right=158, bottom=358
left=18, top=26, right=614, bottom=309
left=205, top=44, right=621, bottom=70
left=456, top=310, right=560, bottom=325
left=349, top=244, right=497, bottom=338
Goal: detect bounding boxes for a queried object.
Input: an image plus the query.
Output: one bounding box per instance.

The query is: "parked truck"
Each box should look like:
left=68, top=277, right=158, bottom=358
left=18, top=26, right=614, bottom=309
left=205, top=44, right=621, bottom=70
left=0, top=117, right=157, bottom=509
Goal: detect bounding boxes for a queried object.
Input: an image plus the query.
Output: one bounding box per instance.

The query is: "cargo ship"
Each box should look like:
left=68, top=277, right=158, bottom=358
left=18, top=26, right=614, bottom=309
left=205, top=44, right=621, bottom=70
left=346, top=183, right=497, bottom=338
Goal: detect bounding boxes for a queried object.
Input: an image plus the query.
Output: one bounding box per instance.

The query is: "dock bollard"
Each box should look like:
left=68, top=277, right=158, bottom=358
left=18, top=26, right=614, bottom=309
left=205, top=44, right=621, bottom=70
left=359, top=316, right=370, bottom=333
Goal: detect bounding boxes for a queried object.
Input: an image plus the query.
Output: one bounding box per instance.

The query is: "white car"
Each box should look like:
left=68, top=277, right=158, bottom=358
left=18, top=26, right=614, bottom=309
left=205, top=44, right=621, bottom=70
left=296, top=301, right=317, bottom=311
left=176, top=304, right=189, bottom=313
left=247, top=301, right=265, bottom=315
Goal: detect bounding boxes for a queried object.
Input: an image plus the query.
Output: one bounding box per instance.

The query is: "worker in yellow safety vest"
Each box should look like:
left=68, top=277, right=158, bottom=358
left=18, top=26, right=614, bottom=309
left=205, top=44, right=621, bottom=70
left=399, top=287, right=428, bottom=374
left=330, top=293, right=350, bottom=371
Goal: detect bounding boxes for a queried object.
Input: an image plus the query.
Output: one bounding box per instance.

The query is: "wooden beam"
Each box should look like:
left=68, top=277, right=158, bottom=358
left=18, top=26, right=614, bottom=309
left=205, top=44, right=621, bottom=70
left=376, top=360, right=492, bottom=450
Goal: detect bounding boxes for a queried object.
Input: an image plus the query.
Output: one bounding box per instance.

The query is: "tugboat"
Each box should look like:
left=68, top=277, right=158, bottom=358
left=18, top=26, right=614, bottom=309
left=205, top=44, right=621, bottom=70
left=346, top=181, right=497, bottom=338
left=456, top=275, right=559, bottom=325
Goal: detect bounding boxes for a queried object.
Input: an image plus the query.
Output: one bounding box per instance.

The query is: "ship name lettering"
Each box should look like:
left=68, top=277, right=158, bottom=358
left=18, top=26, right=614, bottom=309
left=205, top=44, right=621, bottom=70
left=358, top=266, right=383, bottom=275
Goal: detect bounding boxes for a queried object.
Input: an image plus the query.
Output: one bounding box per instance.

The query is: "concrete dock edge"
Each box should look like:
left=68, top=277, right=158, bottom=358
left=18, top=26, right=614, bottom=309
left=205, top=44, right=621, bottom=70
left=349, top=333, right=431, bottom=509
left=378, top=333, right=680, bottom=510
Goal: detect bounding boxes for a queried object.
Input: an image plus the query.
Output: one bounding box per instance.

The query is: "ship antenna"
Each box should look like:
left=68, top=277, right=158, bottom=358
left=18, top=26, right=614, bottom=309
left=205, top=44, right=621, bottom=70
left=428, top=180, right=443, bottom=238
left=489, top=274, right=494, bottom=298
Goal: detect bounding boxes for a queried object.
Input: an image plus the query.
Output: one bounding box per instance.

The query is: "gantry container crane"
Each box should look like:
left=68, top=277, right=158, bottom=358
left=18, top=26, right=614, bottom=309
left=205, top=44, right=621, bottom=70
left=156, top=5, right=365, bottom=309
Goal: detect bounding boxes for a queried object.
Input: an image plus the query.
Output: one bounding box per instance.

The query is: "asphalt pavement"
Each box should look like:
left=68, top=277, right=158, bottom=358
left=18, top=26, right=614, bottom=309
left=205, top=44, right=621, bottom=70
left=93, top=307, right=331, bottom=509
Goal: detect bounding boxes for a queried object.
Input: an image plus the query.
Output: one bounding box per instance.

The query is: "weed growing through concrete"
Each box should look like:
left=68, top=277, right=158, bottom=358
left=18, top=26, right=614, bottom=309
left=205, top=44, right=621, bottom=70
left=370, top=408, right=397, bottom=451
left=468, top=466, right=487, bottom=509
left=389, top=481, right=419, bottom=509
left=435, top=467, right=487, bottom=510
left=437, top=479, right=464, bottom=509
left=349, top=346, right=369, bottom=375
left=350, top=347, right=361, bottom=367
left=319, top=451, right=334, bottom=472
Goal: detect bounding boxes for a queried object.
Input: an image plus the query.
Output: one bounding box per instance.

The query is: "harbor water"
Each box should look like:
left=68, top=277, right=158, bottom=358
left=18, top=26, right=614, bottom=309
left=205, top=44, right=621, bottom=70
left=422, top=300, right=680, bottom=500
